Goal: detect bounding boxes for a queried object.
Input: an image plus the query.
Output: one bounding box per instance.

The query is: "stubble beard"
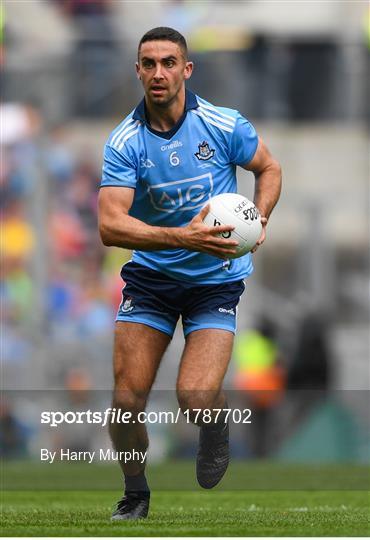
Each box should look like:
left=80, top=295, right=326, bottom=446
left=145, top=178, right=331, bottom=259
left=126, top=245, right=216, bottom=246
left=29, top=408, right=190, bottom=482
left=146, top=84, right=182, bottom=110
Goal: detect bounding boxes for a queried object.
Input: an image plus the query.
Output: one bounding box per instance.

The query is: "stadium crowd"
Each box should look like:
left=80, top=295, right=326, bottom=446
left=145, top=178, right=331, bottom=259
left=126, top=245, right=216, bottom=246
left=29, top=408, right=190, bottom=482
left=1, top=104, right=128, bottom=371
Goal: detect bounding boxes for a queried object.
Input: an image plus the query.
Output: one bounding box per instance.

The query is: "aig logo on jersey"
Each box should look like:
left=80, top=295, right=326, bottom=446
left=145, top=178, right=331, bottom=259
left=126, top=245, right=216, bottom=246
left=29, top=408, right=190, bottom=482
left=195, top=141, right=215, bottom=161
left=148, top=173, right=213, bottom=213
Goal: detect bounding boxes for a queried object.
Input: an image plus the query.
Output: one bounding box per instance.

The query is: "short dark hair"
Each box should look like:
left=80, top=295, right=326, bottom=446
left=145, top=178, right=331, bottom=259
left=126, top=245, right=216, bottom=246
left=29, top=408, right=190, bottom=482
left=138, top=27, right=188, bottom=59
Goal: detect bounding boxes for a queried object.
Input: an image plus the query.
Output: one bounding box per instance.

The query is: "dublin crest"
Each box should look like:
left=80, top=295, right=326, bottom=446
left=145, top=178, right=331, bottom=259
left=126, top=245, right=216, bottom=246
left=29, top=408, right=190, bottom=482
left=195, top=141, right=215, bottom=161
left=120, top=295, right=134, bottom=313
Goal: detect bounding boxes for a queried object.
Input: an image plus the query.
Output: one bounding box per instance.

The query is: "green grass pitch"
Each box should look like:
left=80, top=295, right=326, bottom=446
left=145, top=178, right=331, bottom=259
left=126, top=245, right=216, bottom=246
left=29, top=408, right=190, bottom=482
left=1, top=462, right=369, bottom=536
left=2, top=490, right=369, bottom=536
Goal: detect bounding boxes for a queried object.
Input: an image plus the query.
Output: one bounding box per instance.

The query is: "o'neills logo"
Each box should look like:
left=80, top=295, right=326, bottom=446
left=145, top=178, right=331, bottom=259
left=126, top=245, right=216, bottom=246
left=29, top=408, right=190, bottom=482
left=218, top=307, right=235, bottom=315
left=161, top=140, right=183, bottom=151
left=234, top=199, right=249, bottom=213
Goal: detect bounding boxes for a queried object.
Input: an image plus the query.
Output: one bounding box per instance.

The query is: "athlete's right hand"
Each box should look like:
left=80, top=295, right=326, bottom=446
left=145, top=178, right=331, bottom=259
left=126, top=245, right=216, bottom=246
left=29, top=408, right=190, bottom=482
left=178, top=205, right=239, bottom=259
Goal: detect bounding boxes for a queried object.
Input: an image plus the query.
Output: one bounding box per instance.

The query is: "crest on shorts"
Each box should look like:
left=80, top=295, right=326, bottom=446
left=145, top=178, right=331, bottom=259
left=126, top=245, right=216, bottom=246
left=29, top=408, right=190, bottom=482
left=120, top=295, right=134, bottom=313
left=195, top=141, right=215, bottom=161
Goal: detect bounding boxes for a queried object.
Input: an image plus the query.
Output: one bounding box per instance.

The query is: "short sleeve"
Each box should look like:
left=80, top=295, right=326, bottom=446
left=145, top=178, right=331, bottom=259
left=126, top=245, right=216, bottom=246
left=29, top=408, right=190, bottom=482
left=229, top=113, right=258, bottom=166
left=101, top=144, right=137, bottom=189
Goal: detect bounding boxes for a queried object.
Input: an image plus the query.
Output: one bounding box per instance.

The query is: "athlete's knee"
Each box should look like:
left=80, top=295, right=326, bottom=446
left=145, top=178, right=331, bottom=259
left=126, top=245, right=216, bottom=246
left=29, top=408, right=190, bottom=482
left=176, top=388, right=219, bottom=417
left=112, top=388, right=147, bottom=414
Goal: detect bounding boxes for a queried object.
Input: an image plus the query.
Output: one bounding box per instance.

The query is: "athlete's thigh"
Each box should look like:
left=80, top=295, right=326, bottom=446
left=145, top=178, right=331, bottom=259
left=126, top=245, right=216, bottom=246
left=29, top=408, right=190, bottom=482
left=177, top=328, right=234, bottom=392
left=113, top=321, right=171, bottom=394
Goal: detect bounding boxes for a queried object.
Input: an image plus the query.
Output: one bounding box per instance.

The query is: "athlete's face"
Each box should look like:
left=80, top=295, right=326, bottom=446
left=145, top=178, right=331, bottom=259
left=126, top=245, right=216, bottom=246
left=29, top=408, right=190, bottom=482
left=136, top=40, right=193, bottom=107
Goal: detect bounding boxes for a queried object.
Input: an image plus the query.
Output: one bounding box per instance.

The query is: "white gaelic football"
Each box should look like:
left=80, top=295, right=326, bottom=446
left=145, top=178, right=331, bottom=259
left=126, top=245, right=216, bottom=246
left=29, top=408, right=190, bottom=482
left=203, top=193, right=262, bottom=258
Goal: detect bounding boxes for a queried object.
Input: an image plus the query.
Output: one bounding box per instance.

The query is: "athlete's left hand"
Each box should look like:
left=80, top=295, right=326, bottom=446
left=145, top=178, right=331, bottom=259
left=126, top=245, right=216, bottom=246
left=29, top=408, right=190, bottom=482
left=251, top=217, right=268, bottom=253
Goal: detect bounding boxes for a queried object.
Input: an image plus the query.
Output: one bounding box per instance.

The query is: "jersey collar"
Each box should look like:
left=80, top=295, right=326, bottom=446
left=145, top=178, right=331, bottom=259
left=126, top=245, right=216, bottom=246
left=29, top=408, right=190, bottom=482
left=133, top=89, right=198, bottom=122
left=132, top=89, right=198, bottom=140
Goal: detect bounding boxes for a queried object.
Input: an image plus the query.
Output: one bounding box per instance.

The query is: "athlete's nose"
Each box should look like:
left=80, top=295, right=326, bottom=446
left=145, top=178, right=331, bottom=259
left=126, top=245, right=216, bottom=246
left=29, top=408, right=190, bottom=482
left=153, top=63, right=164, bottom=81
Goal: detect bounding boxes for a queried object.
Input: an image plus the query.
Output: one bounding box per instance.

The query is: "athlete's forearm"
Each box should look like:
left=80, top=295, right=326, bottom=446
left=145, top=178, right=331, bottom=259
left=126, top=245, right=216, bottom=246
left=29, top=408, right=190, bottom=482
left=253, top=159, right=282, bottom=221
left=99, top=212, right=185, bottom=250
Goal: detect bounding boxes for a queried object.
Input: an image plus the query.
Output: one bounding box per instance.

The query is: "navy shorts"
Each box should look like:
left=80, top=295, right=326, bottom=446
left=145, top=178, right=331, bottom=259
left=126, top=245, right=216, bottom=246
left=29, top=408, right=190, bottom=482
left=116, top=262, right=245, bottom=337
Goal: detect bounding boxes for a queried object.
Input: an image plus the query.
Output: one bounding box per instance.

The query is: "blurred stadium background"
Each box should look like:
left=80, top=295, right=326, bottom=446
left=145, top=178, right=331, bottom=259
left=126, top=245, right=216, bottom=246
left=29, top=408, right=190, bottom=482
left=1, top=0, right=369, bottom=477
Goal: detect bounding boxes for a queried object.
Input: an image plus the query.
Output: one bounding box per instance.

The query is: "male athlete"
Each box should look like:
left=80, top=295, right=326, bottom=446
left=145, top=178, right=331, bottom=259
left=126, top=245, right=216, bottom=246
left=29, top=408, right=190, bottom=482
left=99, top=27, right=281, bottom=520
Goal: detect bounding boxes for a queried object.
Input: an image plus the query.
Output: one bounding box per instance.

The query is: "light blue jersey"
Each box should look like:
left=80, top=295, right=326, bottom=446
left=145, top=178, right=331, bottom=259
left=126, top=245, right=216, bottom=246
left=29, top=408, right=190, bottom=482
left=101, top=90, right=258, bottom=284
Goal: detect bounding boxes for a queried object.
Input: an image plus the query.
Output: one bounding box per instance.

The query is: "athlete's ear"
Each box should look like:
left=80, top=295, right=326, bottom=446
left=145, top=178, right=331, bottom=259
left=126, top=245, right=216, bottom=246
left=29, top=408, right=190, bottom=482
left=135, top=62, right=141, bottom=80
left=184, top=61, right=194, bottom=80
